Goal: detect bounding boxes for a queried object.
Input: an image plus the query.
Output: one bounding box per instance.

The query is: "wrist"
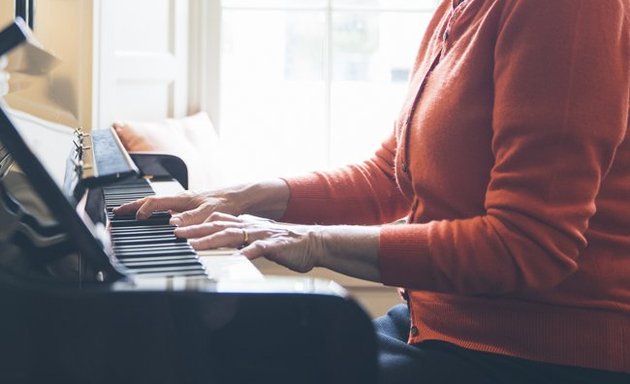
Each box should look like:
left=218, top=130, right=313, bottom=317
left=231, top=179, right=290, bottom=219
left=316, top=225, right=381, bottom=282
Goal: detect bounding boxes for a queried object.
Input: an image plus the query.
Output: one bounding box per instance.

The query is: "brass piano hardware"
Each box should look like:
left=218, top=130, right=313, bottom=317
left=0, top=156, right=12, bottom=175
left=72, top=126, right=97, bottom=180
left=71, top=158, right=90, bottom=176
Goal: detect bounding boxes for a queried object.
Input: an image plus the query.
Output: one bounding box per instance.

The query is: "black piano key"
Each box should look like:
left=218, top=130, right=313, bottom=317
left=104, top=183, right=152, bottom=190
left=130, top=265, right=206, bottom=274
left=110, top=225, right=177, bottom=234
left=115, top=249, right=196, bottom=258
left=103, top=178, right=209, bottom=279
left=114, top=249, right=195, bottom=257
left=112, top=228, right=175, bottom=239
left=104, top=182, right=152, bottom=190
left=112, top=236, right=184, bottom=246
left=119, top=255, right=200, bottom=263
left=108, top=211, right=171, bottom=220
left=114, top=243, right=193, bottom=251
left=104, top=189, right=153, bottom=196
left=105, top=192, right=153, bottom=199
left=111, top=234, right=180, bottom=242
left=113, top=242, right=193, bottom=251
left=111, top=216, right=171, bottom=227
left=115, top=250, right=196, bottom=259
left=121, top=259, right=202, bottom=268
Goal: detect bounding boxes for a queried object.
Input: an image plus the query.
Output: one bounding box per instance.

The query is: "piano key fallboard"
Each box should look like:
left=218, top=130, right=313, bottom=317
left=103, top=178, right=208, bottom=279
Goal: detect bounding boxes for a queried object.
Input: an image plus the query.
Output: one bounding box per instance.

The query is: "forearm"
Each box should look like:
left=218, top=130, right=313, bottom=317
left=281, top=138, right=410, bottom=226
left=317, top=225, right=381, bottom=282
left=232, top=178, right=290, bottom=220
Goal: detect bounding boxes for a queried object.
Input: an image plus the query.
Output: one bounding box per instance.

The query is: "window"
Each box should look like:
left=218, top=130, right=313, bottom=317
left=197, top=0, right=439, bottom=184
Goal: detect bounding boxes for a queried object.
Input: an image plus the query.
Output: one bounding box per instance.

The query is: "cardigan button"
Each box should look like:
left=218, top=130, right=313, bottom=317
left=400, top=288, right=409, bottom=301
left=410, top=325, right=419, bottom=336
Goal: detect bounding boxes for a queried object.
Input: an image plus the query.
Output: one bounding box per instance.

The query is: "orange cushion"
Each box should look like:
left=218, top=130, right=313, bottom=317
left=113, top=112, right=223, bottom=190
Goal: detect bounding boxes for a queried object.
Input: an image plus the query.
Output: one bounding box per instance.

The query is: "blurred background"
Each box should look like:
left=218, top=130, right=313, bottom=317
left=1, top=0, right=439, bottom=184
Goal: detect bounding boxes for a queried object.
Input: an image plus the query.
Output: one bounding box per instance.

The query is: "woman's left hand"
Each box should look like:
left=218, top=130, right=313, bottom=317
left=174, top=212, right=326, bottom=273
left=174, top=212, right=382, bottom=282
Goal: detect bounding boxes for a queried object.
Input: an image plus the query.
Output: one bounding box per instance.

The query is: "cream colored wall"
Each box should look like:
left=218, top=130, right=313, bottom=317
left=34, top=0, right=93, bottom=129
left=0, top=0, right=12, bottom=27
left=0, top=0, right=93, bottom=129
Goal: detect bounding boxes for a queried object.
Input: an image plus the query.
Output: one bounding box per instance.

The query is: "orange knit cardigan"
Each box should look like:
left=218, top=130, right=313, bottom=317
left=282, top=0, right=630, bottom=373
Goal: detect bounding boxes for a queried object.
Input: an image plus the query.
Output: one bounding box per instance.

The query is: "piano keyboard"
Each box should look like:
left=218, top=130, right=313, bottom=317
left=103, top=178, right=208, bottom=278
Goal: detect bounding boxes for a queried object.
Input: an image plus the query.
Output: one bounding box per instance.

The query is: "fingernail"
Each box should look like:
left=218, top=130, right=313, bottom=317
left=170, top=217, right=181, bottom=226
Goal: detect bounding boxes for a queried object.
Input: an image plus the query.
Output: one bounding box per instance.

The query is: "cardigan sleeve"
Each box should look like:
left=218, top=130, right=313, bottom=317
left=280, top=131, right=412, bottom=226
left=379, top=0, right=630, bottom=293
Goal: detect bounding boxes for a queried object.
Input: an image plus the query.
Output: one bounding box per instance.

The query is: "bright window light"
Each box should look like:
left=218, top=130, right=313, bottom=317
left=218, top=0, right=438, bottom=183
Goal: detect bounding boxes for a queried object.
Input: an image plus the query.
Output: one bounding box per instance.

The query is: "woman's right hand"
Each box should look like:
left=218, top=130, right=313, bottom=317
left=113, top=189, right=240, bottom=226
left=112, top=179, right=290, bottom=227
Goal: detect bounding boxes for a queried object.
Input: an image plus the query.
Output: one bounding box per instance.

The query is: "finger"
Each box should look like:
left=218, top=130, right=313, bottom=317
left=174, top=221, right=240, bottom=239
left=112, top=198, right=147, bottom=215
left=172, top=210, right=241, bottom=227
left=204, top=212, right=240, bottom=223
left=237, top=239, right=271, bottom=261
left=112, top=121, right=127, bottom=130
left=113, top=123, right=146, bottom=150
left=239, top=239, right=294, bottom=267
left=239, top=236, right=314, bottom=273
left=174, top=223, right=215, bottom=239
left=135, top=195, right=195, bottom=220
left=170, top=204, right=213, bottom=226
left=189, top=227, right=249, bottom=250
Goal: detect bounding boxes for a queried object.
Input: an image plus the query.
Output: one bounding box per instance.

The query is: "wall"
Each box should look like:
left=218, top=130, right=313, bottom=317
left=3, top=0, right=189, bottom=128
left=34, top=0, right=93, bottom=129
left=94, top=0, right=189, bottom=128
left=0, top=0, right=12, bottom=27
left=0, top=0, right=93, bottom=129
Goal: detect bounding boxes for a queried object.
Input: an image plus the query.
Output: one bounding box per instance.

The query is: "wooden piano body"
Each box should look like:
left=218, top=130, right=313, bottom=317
left=0, top=18, right=378, bottom=384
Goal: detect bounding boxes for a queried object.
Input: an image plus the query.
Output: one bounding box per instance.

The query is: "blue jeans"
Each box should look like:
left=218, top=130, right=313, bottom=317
left=374, top=304, right=629, bottom=384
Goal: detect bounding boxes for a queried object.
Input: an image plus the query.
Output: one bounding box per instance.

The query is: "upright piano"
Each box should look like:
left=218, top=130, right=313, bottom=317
left=0, top=19, right=377, bottom=384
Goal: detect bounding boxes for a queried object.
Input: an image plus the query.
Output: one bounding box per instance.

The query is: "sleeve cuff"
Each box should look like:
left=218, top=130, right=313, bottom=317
left=379, top=224, right=435, bottom=289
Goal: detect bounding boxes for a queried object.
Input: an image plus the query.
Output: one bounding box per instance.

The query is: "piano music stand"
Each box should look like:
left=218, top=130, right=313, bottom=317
left=0, top=16, right=30, bottom=56
left=14, top=0, right=34, bottom=30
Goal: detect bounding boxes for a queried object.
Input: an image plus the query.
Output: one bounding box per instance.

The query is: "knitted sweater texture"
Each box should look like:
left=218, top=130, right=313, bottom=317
left=282, top=0, right=630, bottom=372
